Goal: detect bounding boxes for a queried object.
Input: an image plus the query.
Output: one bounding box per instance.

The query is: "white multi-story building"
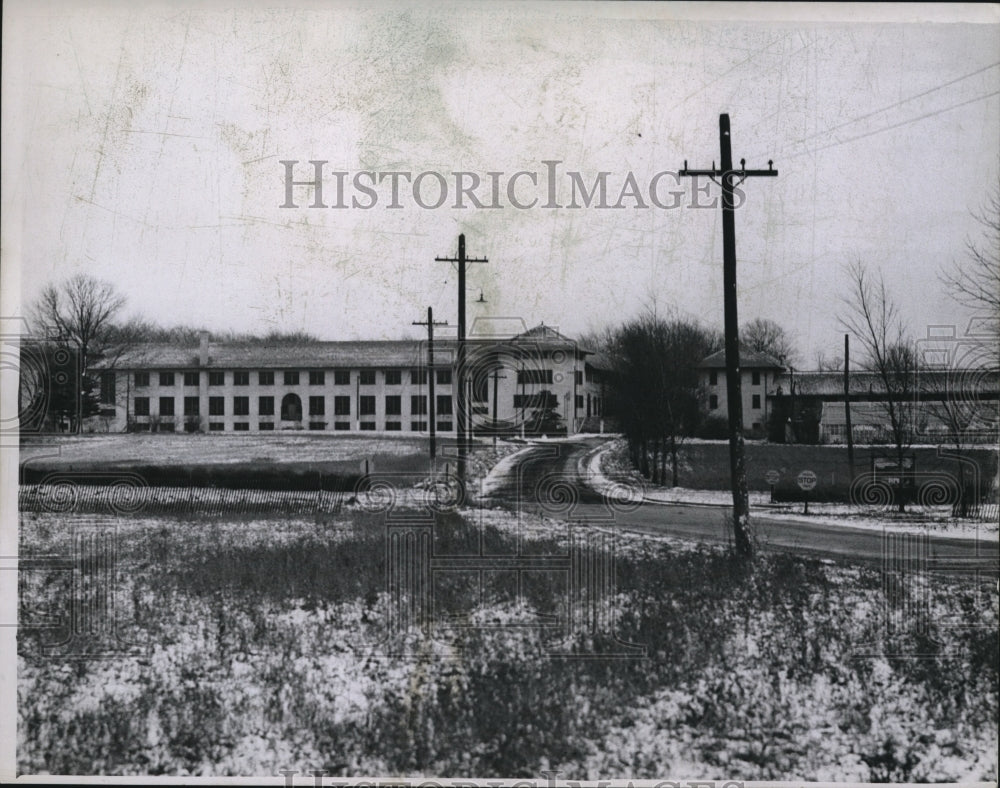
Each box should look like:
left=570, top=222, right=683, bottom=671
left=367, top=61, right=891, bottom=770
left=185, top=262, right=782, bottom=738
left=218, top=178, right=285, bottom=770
left=89, top=325, right=609, bottom=435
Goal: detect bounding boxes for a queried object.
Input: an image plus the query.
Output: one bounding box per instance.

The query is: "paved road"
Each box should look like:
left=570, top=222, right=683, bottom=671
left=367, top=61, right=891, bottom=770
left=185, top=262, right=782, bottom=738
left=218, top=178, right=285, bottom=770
left=483, top=438, right=1000, bottom=572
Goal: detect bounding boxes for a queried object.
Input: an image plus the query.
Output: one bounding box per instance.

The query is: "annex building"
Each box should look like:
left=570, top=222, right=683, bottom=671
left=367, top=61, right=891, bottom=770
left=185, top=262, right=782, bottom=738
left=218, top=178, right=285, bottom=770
left=696, top=347, right=999, bottom=444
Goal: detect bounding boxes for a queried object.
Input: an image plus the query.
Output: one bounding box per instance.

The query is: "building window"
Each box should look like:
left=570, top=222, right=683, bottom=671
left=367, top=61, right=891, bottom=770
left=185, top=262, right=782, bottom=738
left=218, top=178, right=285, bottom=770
left=308, top=421, right=325, bottom=430
left=258, top=396, right=274, bottom=416
left=233, top=422, right=250, bottom=431
left=575, top=395, right=584, bottom=409
left=157, top=422, right=175, bottom=433
left=259, top=422, right=274, bottom=431
left=575, top=370, right=583, bottom=385
left=437, top=420, right=453, bottom=431
left=183, top=371, right=199, bottom=387
left=334, top=396, right=351, bottom=416
left=410, top=420, right=427, bottom=431
left=513, top=392, right=557, bottom=409
left=359, top=422, right=376, bottom=431
left=134, top=397, right=150, bottom=416
left=385, top=421, right=401, bottom=431
left=209, top=371, right=224, bottom=386
left=436, top=369, right=452, bottom=385
left=233, top=396, right=250, bottom=416
left=309, top=396, right=325, bottom=416
left=411, top=395, right=427, bottom=415
left=259, top=371, right=274, bottom=385
left=135, top=372, right=150, bottom=387
left=752, top=394, right=761, bottom=410
left=752, top=371, right=761, bottom=386
left=359, top=370, right=376, bottom=385
left=209, top=396, right=225, bottom=416
left=384, top=369, right=401, bottom=385
left=183, top=396, right=200, bottom=416
left=709, top=370, right=718, bottom=386
left=334, top=370, right=350, bottom=385
left=473, top=375, right=488, bottom=403
left=411, top=369, right=427, bottom=385
left=234, top=370, right=250, bottom=386
left=385, top=395, right=402, bottom=415
left=184, top=421, right=199, bottom=433
left=334, top=422, right=350, bottom=430
left=100, top=371, right=115, bottom=405
left=436, top=395, right=452, bottom=416
left=280, top=393, right=302, bottom=420
left=309, top=371, right=325, bottom=385
left=159, top=397, right=175, bottom=417
left=209, top=422, right=224, bottom=432
left=284, top=371, right=300, bottom=385
left=359, top=396, right=376, bottom=416
left=159, top=371, right=175, bottom=387
left=709, top=394, right=718, bottom=410
left=517, top=369, right=553, bottom=385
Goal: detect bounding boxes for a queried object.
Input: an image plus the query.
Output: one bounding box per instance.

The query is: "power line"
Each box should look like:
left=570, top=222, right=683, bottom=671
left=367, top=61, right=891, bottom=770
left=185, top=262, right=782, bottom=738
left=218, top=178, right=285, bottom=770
left=793, top=61, right=1000, bottom=148
left=746, top=61, right=1000, bottom=162
left=786, top=89, right=1000, bottom=160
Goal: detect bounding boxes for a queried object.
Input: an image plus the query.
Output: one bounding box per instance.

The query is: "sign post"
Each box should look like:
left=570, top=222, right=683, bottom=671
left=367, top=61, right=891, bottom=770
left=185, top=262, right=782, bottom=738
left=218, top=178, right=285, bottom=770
left=765, top=469, right=780, bottom=503
left=797, top=470, right=817, bottom=515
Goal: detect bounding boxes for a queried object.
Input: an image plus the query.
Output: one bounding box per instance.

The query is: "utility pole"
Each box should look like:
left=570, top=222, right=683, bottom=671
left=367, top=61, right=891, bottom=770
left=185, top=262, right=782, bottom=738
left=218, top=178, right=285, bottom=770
left=436, top=234, right=488, bottom=482
left=680, top=113, right=777, bottom=558
left=844, top=333, right=855, bottom=482
left=413, top=307, right=448, bottom=462
left=491, top=366, right=506, bottom=448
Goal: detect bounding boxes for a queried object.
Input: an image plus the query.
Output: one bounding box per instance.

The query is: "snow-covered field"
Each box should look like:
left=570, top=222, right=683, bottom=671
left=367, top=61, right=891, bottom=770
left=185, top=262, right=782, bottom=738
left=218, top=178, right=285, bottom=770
left=17, top=508, right=998, bottom=779
left=20, top=432, right=429, bottom=465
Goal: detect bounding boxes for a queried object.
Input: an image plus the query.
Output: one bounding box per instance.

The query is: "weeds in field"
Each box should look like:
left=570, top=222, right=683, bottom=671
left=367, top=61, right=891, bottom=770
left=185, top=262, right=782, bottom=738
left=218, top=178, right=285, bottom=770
left=17, top=510, right=998, bottom=779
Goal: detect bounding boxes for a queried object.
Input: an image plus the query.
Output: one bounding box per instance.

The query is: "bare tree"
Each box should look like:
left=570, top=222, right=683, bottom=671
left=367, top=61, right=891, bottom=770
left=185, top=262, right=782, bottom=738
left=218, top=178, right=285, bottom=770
left=815, top=349, right=844, bottom=372
left=940, top=182, right=1000, bottom=346
left=840, top=261, right=917, bottom=512
left=29, top=274, right=128, bottom=431
left=741, top=318, right=799, bottom=365
left=918, top=363, right=996, bottom=517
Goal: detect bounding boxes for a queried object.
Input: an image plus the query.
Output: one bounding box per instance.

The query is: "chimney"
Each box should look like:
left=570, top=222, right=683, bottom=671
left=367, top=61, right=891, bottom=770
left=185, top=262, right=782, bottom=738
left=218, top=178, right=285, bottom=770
left=199, top=331, right=210, bottom=367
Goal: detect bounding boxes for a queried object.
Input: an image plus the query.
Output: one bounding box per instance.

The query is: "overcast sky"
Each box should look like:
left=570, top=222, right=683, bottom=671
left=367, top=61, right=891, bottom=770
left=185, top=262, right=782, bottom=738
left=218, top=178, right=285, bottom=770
left=3, top=2, right=998, bottom=364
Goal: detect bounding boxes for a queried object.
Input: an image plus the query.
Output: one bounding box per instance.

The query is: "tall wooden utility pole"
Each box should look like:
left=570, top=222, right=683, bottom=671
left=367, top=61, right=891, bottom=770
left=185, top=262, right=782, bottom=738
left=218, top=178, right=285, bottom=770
left=436, top=234, right=488, bottom=482
left=413, top=307, right=448, bottom=461
left=680, top=114, right=777, bottom=558
left=844, top=333, right=855, bottom=482
left=491, top=367, right=506, bottom=448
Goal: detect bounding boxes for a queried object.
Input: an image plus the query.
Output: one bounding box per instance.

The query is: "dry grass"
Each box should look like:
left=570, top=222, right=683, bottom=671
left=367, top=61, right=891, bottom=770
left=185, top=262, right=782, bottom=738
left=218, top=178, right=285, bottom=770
left=17, top=507, right=998, bottom=779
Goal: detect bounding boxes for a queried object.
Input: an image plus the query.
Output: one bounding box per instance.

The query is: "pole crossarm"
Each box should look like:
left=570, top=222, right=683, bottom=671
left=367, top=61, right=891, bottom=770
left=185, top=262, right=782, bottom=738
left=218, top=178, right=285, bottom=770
left=434, top=256, right=489, bottom=264
left=680, top=159, right=778, bottom=184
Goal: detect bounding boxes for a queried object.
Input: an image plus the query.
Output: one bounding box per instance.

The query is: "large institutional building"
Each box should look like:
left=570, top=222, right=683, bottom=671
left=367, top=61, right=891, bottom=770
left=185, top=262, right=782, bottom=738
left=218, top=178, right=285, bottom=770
left=89, top=325, right=610, bottom=435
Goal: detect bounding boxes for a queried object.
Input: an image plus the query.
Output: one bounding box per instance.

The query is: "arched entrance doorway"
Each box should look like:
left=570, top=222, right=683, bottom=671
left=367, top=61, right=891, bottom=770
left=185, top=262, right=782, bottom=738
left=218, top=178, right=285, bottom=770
left=281, top=393, right=302, bottom=421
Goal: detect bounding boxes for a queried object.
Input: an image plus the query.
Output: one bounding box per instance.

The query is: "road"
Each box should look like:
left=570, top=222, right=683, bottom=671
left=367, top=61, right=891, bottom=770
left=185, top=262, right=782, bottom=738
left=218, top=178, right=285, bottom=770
left=482, top=438, right=1000, bottom=572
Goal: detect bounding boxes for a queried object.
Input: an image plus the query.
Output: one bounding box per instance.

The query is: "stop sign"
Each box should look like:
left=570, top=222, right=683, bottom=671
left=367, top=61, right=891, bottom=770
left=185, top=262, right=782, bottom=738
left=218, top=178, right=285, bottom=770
left=765, top=470, right=780, bottom=486
left=797, top=470, right=817, bottom=491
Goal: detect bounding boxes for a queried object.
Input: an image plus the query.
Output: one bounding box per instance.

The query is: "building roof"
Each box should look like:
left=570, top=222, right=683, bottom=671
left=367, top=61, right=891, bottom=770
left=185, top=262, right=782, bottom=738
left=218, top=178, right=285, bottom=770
left=697, top=346, right=785, bottom=370
left=513, top=323, right=594, bottom=354
left=90, top=329, right=596, bottom=371
left=773, top=369, right=1000, bottom=399
left=91, top=340, right=437, bottom=370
